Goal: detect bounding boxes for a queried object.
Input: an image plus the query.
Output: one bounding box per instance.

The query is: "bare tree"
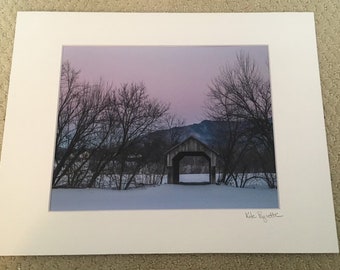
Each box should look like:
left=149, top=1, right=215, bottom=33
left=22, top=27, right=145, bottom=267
left=213, top=119, right=252, bottom=186
left=53, top=62, right=110, bottom=188
left=53, top=63, right=174, bottom=190
left=206, top=52, right=276, bottom=188
left=93, top=83, right=169, bottom=190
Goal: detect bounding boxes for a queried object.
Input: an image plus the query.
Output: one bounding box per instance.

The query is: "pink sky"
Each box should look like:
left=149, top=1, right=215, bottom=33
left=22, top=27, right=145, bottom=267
left=62, top=46, right=270, bottom=125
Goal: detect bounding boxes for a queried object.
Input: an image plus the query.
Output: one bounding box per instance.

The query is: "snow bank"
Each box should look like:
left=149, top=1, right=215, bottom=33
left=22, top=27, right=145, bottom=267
left=50, top=184, right=278, bottom=211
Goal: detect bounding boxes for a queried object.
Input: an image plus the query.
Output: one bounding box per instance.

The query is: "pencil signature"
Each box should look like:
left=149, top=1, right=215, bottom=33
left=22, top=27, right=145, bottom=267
left=245, top=211, right=283, bottom=223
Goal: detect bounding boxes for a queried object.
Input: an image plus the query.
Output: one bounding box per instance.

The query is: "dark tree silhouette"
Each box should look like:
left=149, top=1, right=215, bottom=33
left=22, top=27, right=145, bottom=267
left=53, top=62, right=169, bottom=189
left=206, top=53, right=276, bottom=188
left=53, top=62, right=110, bottom=188
left=106, top=83, right=169, bottom=190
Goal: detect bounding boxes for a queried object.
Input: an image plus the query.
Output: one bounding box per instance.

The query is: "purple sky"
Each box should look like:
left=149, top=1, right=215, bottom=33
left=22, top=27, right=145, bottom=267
left=62, top=46, right=270, bottom=125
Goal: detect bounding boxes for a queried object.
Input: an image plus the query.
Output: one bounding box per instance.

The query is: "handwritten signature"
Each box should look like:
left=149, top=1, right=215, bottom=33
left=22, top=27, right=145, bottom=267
left=245, top=211, right=283, bottom=223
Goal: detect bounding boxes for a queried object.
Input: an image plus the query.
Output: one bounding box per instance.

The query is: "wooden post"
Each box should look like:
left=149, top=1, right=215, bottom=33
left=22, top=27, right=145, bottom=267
left=211, top=166, right=216, bottom=184
left=167, top=166, right=173, bottom=184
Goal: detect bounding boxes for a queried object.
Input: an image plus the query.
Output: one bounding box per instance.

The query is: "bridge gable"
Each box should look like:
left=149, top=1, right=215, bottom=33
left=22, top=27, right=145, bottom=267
left=166, top=136, right=217, bottom=167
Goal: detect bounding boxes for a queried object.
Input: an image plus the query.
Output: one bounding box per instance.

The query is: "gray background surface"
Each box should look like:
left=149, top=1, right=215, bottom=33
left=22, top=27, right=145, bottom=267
left=0, top=1, right=339, bottom=269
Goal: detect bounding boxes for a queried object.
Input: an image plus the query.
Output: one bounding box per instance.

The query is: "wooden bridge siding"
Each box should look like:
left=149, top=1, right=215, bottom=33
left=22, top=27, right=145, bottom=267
left=167, top=138, right=217, bottom=167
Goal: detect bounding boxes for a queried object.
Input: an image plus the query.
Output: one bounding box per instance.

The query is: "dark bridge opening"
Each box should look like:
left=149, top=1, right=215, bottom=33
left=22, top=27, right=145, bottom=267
left=176, top=152, right=210, bottom=184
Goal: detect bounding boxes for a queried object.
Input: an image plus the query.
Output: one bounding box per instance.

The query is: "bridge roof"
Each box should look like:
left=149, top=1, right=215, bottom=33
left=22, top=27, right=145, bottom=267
left=165, top=136, right=219, bottom=156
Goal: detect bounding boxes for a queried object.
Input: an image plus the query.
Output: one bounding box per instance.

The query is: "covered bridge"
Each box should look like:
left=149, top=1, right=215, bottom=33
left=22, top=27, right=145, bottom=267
left=166, top=136, right=218, bottom=184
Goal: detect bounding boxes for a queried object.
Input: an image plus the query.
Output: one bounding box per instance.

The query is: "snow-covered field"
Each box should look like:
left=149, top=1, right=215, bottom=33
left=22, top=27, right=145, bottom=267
left=50, top=174, right=278, bottom=211
left=178, top=174, right=209, bottom=183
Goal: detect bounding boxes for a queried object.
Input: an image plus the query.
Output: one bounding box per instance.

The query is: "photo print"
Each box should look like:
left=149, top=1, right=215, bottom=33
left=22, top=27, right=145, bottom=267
left=50, top=45, right=278, bottom=211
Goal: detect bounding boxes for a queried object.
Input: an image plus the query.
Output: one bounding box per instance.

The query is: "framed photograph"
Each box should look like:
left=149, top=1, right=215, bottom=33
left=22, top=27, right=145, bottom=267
left=0, top=12, right=338, bottom=255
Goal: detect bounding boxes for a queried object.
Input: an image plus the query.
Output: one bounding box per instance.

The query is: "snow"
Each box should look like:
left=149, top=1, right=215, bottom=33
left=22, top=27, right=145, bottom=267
left=50, top=174, right=278, bottom=211
left=178, top=173, right=210, bottom=183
